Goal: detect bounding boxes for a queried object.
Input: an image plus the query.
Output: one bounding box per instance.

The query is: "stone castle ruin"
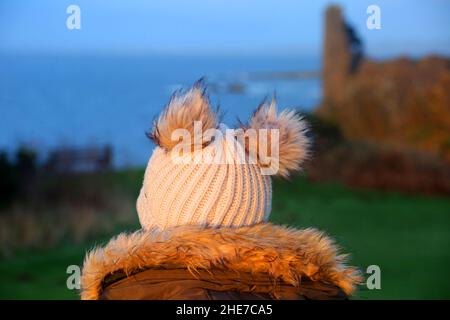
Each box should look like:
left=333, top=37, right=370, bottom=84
left=306, top=6, right=450, bottom=195
left=319, top=6, right=450, bottom=163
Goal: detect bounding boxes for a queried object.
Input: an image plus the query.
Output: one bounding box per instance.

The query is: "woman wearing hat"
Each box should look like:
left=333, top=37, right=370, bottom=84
left=80, top=82, right=361, bottom=300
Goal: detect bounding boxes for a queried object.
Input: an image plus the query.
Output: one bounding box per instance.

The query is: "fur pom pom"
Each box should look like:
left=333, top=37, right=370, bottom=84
left=148, top=81, right=218, bottom=150
left=245, top=99, right=310, bottom=178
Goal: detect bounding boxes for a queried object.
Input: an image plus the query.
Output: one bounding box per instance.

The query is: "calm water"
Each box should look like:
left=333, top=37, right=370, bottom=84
left=0, top=53, right=321, bottom=167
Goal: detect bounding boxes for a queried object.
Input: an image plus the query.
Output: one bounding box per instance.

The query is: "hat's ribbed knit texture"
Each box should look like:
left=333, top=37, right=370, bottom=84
left=137, top=130, right=272, bottom=230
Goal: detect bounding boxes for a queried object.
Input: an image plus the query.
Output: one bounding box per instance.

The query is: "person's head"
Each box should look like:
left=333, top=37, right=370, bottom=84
left=137, top=81, right=309, bottom=230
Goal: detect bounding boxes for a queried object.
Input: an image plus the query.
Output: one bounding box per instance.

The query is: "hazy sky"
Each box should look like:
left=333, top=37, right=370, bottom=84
left=1, top=0, right=449, bottom=57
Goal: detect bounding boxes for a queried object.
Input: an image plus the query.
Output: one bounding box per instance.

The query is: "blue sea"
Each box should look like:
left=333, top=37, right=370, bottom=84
left=0, top=53, right=321, bottom=167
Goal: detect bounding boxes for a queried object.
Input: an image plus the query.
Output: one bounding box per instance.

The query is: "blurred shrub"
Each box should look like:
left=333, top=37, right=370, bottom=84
left=303, top=113, right=450, bottom=195
left=0, top=169, right=141, bottom=258
left=319, top=56, right=450, bottom=163
left=0, top=147, right=141, bottom=257
left=0, top=147, right=37, bottom=209
left=0, top=151, right=19, bottom=208
left=0, top=190, right=137, bottom=258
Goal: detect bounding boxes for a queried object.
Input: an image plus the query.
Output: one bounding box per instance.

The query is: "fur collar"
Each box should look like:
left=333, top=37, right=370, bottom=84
left=80, top=223, right=362, bottom=299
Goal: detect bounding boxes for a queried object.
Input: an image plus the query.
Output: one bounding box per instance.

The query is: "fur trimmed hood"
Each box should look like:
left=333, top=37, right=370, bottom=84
left=80, top=223, right=362, bottom=300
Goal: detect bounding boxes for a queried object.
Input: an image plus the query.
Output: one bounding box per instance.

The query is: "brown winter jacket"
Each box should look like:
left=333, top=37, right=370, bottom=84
left=80, top=223, right=361, bottom=300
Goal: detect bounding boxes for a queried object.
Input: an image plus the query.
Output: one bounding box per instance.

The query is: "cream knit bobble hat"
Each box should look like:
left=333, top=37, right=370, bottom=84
left=137, top=82, right=309, bottom=230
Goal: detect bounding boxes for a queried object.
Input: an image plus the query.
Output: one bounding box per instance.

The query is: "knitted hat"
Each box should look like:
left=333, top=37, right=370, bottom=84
left=137, top=82, right=309, bottom=230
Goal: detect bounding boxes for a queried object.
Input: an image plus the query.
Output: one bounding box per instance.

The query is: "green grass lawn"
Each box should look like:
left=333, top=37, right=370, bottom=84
left=1, top=170, right=449, bottom=299
left=271, top=178, right=450, bottom=299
